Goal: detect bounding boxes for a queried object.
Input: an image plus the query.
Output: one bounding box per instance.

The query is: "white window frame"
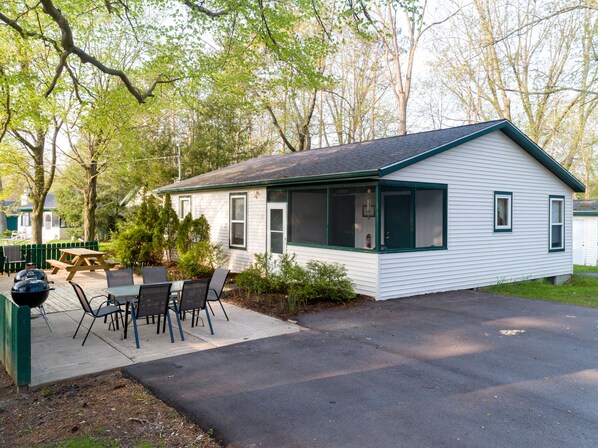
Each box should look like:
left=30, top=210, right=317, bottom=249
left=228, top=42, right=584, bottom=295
left=494, top=192, right=512, bottom=232
left=178, top=196, right=191, bottom=220
left=549, top=196, right=565, bottom=252
left=229, top=193, right=247, bottom=249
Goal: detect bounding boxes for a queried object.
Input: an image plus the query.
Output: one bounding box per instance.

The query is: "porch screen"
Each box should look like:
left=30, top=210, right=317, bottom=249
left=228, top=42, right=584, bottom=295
left=382, top=185, right=445, bottom=250
left=289, top=190, right=326, bottom=244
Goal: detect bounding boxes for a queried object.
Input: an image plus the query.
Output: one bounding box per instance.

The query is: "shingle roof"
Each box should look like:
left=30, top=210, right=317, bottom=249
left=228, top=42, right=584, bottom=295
left=574, top=200, right=598, bottom=214
left=20, top=193, right=57, bottom=211
left=158, top=119, right=585, bottom=193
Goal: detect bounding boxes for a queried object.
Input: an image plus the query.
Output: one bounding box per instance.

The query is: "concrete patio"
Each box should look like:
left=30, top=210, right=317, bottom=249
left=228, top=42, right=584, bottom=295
left=0, top=269, right=301, bottom=387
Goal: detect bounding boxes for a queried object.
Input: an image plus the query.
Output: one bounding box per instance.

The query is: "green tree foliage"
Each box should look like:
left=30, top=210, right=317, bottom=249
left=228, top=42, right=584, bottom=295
left=176, top=214, right=211, bottom=256
left=113, top=226, right=162, bottom=268
left=156, top=193, right=179, bottom=258
left=178, top=242, right=228, bottom=279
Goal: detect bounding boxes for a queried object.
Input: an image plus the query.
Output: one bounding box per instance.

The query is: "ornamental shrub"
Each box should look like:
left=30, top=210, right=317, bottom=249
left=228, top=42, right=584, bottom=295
left=235, top=253, right=356, bottom=307
left=176, top=214, right=210, bottom=256
left=113, top=226, right=162, bottom=268
left=178, top=242, right=228, bottom=279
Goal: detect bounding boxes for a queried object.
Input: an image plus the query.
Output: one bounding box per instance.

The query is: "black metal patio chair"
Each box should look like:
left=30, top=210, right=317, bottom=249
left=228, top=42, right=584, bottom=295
left=2, top=245, right=26, bottom=276
left=206, top=268, right=230, bottom=321
left=173, top=279, right=213, bottom=334
left=70, top=281, right=123, bottom=346
left=131, top=283, right=184, bottom=349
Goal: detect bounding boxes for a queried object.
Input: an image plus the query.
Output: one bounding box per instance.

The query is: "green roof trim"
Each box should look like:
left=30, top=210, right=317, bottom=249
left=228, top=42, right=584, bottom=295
left=156, top=170, right=380, bottom=193
left=573, top=211, right=598, bottom=216
left=379, top=121, right=585, bottom=193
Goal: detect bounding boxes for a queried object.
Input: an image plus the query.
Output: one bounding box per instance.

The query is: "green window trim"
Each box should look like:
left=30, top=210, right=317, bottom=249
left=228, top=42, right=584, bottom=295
left=380, top=181, right=448, bottom=251
left=229, top=193, right=247, bottom=250
left=494, top=191, right=513, bottom=232
left=549, top=195, right=565, bottom=252
left=279, top=180, right=447, bottom=254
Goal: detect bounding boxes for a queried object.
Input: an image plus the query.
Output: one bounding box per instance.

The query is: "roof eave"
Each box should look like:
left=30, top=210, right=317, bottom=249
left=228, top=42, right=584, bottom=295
left=155, top=170, right=381, bottom=194
left=378, top=120, right=586, bottom=193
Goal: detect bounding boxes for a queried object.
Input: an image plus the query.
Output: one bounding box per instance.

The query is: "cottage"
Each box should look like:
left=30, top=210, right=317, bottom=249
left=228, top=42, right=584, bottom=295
left=158, top=120, right=584, bottom=300
left=572, top=200, right=598, bottom=266
left=18, top=193, right=70, bottom=243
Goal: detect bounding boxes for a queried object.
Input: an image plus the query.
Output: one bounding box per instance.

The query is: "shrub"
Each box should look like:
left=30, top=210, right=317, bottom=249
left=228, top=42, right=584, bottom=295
left=235, top=253, right=356, bottom=308
left=302, top=261, right=356, bottom=303
left=113, top=226, right=162, bottom=268
left=178, top=242, right=227, bottom=279
left=235, top=267, right=272, bottom=297
left=176, top=214, right=210, bottom=256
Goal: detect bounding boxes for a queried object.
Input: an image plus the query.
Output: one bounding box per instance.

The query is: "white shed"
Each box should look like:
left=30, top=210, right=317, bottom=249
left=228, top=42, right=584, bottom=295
left=158, top=120, right=584, bottom=300
left=572, top=200, right=598, bottom=266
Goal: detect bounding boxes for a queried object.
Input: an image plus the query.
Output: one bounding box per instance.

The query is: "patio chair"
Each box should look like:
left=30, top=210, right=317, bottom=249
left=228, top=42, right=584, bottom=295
left=70, top=281, right=123, bottom=346
left=106, top=269, right=135, bottom=306
left=2, top=245, right=26, bottom=276
left=131, top=283, right=184, bottom=349
left=172, top=279, right=213, bottom=334
left=207, top=268, right=230, bottom=321
left=141, top=265, right=168, bottom=284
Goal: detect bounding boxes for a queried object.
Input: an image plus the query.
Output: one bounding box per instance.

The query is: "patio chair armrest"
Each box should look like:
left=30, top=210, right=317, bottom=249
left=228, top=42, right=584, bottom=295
left=89, top=294, right=110, bottom=304
left=208, top=287, right=220, bottom=299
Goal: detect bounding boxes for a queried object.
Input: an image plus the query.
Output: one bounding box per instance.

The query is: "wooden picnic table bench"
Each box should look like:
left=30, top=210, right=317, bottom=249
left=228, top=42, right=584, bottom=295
left=48, top=248, right=119, bottom=281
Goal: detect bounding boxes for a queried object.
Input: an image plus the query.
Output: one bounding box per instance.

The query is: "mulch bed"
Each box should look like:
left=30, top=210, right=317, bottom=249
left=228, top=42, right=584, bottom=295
left=224, top=288, right=374, bottom=321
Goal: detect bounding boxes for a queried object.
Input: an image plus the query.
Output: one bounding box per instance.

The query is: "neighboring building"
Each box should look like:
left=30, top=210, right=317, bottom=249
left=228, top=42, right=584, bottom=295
left=18, top=193, right=70, bottom=243
left=158, top=119, right=584, bottom=300
left=572, top=200, right=598, bottom=266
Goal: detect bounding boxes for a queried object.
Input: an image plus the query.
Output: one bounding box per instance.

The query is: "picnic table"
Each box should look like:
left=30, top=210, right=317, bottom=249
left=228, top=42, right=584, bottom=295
left=47, top=248, right=118, bottom=281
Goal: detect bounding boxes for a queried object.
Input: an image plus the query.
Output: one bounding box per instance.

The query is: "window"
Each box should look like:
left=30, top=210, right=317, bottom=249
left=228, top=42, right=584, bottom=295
left=229, top=194, right=247, bottom=248
left=21, top=213, right=31, bottom=227
left=494, top=192, right=512, bottom=232
left=178, top=196, right=191, bottom=220
left=52, top=213, right=60, bottom=228
left=381, top=184, right=446, bottom=250
left=288, top=186, right=377, bottom=249
left=289, top=189, right=327, bottom=245
left=549, top=196, right=565, bottom=251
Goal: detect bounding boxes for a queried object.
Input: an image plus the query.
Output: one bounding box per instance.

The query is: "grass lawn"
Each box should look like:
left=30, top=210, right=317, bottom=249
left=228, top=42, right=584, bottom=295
left=572, top=264, right=598, bottom=273
left=485, top=273, right=598, bottom=308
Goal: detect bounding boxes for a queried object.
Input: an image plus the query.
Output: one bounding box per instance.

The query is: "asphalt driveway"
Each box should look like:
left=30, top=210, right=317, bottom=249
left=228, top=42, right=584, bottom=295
left=124, top=290, right=598, bottom=447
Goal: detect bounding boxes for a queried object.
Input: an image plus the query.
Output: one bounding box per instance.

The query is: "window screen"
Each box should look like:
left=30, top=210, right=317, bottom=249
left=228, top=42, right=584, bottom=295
left=289, top=190, right=326, bottom=244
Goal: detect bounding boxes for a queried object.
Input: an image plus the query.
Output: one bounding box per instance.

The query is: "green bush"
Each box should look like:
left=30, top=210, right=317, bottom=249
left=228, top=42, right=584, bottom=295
left=176, top=214, right=211, bottom=256
left=178, top=242, right=228, bottom=279
left=292, top=260, right=356, bottom=304
left=235, top=253, right=356, bottom=308
left=113, top=226, right=162, bottom=268
left=235, top=266, right=272, bottom=297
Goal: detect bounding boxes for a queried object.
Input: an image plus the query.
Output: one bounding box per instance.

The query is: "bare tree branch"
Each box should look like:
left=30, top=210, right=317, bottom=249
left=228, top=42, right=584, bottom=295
left=266, top=105, right=297, bottom=152
left=183, top=0, right=229, bottom=18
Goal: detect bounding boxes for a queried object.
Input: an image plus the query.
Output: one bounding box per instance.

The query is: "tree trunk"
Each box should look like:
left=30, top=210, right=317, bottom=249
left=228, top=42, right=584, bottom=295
left=31, top=199, right=45, bottom=244
left=83, top=162, right=98, bottom=241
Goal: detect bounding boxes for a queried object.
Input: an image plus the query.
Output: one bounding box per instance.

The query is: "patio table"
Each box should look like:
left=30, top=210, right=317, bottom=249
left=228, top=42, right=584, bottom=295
left=104, top=281, right=184, bottom=339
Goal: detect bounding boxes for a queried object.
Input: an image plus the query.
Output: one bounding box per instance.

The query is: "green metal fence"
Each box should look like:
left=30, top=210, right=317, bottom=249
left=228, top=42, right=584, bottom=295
left=0, top=294, right=31, bottom=387
left=1, top=241, right=99, bottom=270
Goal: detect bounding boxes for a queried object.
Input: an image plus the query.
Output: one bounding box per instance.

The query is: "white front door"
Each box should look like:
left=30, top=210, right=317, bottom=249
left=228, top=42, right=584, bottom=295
left=573, top=219, right=586, bottom=265
left=267, top=203, right=287, bottom=255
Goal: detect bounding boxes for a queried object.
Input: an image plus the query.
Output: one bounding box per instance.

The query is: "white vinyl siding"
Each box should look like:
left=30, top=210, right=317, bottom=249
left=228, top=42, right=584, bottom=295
left=378, top=130, right=573, bottom=300
left=173, top=188, right=267, bottom=273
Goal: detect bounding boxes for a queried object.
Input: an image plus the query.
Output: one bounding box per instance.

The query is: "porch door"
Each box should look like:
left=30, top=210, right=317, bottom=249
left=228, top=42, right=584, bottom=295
left=267, top=203, right=287, bottom=255
left=384, top=194, right=413, bottom=249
